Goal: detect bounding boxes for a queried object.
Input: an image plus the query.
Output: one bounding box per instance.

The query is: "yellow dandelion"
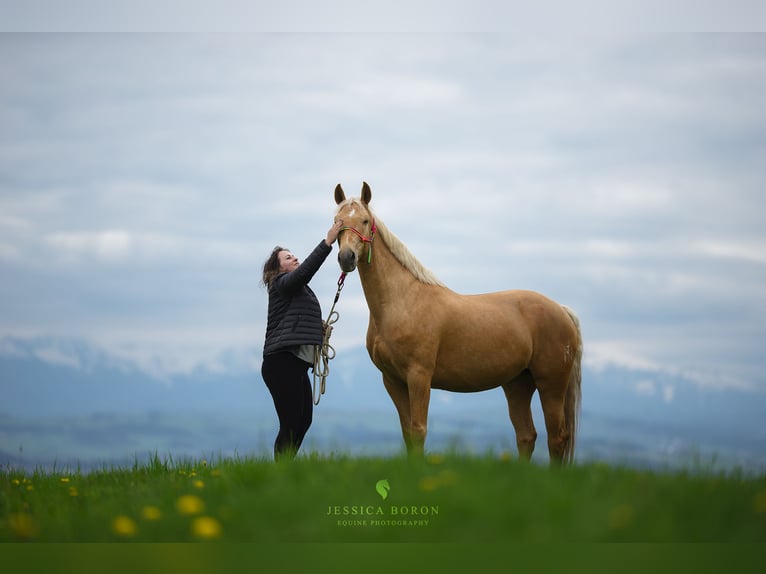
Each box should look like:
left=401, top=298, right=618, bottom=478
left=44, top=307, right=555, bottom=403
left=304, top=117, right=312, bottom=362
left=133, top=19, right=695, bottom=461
left=68, top=486, right=78, bottom=497
left=426, top=454, right=444, bottom=465
left=419, top=476, right=440, bottom=492
left=141, top=506, right=162, bottom=521
left=25, top=484, right=34, bottom=492
left=191, top=516, right=222, bottom=540
left=201, top=460, right=208, bottom=468
left=176, top=494, right=205, bottom=515
left=418, top=470, right=458, bottom=492
left=11, top=479, right=20, bottom=486
left=8, top=512, right=40, bottom=540
left=190, top=471, right=197, bottom=477
left=59, top=477, right=70, bottom=483
left=754, top=489, right=766, bottom=514
left=111, top=515, right=138, bottom=538
left=211, top=469, right=222, bottom=478
left=193, top=479, right=205, bottom=490
left=499, top=451, right=513, bottom=462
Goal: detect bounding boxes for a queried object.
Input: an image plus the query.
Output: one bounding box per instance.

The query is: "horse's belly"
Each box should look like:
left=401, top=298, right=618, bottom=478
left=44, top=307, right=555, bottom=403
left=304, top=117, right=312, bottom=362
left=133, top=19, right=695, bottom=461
left=430, top=378, right=502, bottom=393
left=430, top=321, right=532, bottom=391
left=431, top=361, right=527, bottom=392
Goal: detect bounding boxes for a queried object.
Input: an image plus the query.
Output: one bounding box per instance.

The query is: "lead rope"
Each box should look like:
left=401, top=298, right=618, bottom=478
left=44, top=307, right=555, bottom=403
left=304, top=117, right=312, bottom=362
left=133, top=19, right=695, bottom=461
left=312, top=272, right=346, bottom=405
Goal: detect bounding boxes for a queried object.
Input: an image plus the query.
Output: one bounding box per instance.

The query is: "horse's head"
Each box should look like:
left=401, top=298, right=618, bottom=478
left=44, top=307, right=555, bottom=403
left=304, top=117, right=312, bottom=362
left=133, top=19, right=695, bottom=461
left=334, top=182, right=375, bottom=273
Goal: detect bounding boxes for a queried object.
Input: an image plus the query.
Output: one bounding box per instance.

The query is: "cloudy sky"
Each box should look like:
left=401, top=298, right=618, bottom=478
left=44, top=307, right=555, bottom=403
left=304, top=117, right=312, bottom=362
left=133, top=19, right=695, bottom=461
left=1, top=31, right=765, bottom=394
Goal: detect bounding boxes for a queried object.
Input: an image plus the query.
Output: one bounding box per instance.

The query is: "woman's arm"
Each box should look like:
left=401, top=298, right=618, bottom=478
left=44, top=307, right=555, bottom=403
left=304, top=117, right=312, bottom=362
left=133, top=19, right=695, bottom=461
left=272, top=220, right=343, bottom=294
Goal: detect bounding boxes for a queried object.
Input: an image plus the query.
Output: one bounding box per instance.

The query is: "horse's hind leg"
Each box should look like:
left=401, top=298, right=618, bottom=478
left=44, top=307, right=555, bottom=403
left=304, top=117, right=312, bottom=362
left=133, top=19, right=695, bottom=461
left=536, top=380, right=569, bottom=464
left=502, top=371, right=537, bottom=460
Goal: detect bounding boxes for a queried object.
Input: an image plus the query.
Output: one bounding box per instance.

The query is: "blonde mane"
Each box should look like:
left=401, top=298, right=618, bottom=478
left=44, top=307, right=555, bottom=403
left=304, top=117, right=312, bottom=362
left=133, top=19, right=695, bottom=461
left=374, top=216, right=446, bottom=287
left=338, top=200, right=445, bottom=287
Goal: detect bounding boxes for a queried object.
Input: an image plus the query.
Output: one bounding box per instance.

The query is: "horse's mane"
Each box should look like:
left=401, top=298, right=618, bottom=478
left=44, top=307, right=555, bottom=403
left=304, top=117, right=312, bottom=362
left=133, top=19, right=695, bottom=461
left=374, top=216, right=446, bottom=287
left=339, top=200, right=445, bottom=287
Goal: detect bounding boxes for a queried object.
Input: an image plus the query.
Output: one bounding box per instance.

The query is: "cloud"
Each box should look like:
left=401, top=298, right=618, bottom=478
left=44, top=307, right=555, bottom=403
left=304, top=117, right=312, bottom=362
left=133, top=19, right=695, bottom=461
left=46, top=230, right=135, bottom=261
left=42, top=228, right=256, bottom=265
left=3, top=1, right=766, bottom=34
left=0, top=32, right=765, bottom=394
left=693, top=240, right=766, bottom=265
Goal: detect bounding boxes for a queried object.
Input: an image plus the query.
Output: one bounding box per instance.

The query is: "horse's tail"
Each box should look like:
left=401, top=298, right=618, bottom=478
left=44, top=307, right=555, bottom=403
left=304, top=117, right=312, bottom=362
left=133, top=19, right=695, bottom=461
left=561, top=305, right=582, bottom=464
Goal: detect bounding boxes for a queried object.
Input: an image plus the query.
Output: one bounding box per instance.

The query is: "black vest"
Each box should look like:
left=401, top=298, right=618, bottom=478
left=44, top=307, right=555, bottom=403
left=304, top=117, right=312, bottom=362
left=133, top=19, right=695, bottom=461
left=263, top=240, right=332, bottom=356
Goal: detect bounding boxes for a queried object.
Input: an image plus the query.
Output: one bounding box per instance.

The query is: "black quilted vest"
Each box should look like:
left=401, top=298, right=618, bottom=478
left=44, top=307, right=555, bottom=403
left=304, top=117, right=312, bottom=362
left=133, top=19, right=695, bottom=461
left=263, top=240, right=332, bottom=356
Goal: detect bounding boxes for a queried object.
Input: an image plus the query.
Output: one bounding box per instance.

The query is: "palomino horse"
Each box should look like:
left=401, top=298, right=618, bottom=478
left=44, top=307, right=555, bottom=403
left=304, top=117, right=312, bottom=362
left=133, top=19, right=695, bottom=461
left=334, top=182, right=583, bottom=464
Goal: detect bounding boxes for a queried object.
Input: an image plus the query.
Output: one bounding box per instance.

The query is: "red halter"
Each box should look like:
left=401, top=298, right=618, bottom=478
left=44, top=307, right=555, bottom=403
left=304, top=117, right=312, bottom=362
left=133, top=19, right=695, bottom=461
left=341, top=219, right=377, bottom=264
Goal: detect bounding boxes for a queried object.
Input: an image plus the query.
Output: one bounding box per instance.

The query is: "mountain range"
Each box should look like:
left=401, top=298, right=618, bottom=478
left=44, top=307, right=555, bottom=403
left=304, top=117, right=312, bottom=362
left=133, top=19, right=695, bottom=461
left=1, top=336, right=765, bottom=473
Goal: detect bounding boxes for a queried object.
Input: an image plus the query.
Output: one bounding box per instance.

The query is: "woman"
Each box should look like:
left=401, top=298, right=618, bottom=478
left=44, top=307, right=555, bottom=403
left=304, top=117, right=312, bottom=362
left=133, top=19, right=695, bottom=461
left=261, top=219, right=344, bottom=459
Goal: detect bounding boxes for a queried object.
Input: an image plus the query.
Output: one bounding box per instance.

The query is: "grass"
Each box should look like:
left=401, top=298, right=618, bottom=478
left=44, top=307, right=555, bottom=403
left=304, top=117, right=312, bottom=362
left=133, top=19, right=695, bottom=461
left=1, top=451, right=765, bottom=542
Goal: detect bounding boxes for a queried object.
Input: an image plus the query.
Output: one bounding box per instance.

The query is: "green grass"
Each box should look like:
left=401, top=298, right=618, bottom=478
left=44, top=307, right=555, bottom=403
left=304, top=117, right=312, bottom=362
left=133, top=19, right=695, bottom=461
left=2, top=452, right=765, bottom=542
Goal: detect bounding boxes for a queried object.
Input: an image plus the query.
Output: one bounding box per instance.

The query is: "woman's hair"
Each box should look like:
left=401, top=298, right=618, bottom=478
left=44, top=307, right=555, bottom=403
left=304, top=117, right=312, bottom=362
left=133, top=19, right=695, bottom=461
left=262, top=246, right=287, bottom=288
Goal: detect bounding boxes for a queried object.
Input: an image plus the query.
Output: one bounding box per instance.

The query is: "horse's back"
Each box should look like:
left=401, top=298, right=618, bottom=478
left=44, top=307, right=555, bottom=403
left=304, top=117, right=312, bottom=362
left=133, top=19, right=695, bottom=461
left=455, top=289, right=570, bottom=329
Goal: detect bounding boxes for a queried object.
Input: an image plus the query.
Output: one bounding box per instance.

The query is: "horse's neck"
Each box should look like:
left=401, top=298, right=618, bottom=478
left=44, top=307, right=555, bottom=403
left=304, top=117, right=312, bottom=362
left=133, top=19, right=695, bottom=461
left=357, top=233, right=418, bottom=319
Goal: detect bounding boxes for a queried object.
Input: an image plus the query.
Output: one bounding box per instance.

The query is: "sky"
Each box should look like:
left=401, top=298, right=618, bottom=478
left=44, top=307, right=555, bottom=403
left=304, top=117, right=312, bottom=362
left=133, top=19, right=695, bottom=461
left=1, top=30, right=765, bottom=394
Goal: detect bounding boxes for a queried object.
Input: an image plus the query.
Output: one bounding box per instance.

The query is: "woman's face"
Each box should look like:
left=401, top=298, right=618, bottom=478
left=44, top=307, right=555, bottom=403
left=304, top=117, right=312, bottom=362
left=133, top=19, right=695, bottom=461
left=278, top=250, right=300, bottom=273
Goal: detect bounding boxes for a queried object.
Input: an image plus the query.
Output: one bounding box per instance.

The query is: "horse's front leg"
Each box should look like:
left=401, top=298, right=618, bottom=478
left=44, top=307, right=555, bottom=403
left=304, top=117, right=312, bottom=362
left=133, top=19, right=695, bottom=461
left=406, top=367, right=433, bottom=457
left=382, top=375, right=413, bottom=452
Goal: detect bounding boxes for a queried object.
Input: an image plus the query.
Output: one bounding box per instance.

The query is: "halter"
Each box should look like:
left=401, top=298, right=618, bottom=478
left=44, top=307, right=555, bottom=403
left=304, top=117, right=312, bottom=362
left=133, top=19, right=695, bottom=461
left=315, top=219, right=375, bottom=404
left=341, top=219, right=377, bottom=264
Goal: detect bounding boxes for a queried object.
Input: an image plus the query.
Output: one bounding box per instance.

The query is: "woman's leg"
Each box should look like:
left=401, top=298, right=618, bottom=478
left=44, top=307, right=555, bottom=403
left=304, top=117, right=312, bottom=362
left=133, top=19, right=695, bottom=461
left=261, top=352, right=313, bottom=459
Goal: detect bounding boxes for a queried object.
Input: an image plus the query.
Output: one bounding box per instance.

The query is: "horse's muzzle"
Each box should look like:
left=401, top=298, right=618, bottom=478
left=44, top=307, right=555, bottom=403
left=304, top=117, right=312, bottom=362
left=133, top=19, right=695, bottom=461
left=338, top=248, right=357, bottom=273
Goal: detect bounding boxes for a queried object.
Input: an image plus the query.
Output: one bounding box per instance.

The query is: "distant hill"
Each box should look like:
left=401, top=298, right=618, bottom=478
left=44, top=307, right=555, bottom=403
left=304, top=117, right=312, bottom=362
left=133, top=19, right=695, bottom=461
left=2, top=336, right=765, bottom=472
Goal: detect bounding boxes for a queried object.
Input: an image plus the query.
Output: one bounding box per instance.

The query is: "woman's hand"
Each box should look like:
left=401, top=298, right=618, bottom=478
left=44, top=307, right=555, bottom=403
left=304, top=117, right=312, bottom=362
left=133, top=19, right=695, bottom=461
left=325, top=219, right=344, bottom=246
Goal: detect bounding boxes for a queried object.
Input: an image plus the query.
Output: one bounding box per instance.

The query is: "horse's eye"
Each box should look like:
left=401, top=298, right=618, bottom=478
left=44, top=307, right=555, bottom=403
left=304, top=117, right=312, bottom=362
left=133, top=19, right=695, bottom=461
left=363, top=219, right=369, bottom=225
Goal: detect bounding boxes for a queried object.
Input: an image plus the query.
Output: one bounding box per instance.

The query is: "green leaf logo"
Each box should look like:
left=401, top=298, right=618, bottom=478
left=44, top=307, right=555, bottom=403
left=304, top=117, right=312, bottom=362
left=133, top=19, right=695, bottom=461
left=375, top=479, right=390, bottom=500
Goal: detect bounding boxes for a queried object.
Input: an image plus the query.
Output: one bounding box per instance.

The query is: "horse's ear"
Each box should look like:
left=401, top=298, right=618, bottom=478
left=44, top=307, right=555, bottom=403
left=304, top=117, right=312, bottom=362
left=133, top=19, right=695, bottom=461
left=361, top=181, right=372, bottom=205
left=334, top=184, right=346, bottom=205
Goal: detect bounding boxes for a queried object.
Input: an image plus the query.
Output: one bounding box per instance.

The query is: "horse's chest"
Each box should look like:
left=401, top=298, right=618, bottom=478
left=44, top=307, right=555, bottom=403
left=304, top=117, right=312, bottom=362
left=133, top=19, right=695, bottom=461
left=368, top=330, right=430, bottom=381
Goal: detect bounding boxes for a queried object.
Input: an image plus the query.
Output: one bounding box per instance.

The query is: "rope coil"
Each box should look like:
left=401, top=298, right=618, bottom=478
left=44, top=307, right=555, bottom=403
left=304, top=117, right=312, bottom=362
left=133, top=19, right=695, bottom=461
left=312, top=272, right=346, bottom=405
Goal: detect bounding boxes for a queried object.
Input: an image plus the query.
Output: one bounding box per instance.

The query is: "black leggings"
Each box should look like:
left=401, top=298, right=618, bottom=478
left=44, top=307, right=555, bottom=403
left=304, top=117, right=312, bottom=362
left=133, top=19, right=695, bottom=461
left=261, top=352, right=313, bottom=459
